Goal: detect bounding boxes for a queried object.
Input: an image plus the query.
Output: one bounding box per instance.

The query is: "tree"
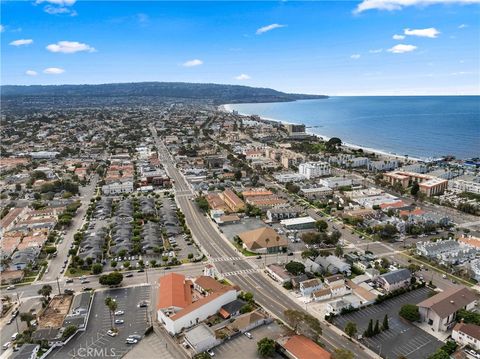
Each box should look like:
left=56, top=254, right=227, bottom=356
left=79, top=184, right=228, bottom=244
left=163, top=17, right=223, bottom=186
left=332, top=348, right=354, bottom=359
left=284, top=310, right=322, bottom=340
left=99, top=271, right=123, bottom=286
left=20, top=312, right=35, bottom=328
left=105, top=297, right=118, bottom=330
left=244, top=292, right=254, bottom=303
left=428, top=349, right=450, bottom=359
left=326, top=137, right=342, bottom=152
left=373, top=320, right=380, bottom=335
left=257, top=337, right=276, bottom=357
left=111, top=261, right=117, bottom=268
left=195, top=196, right=210, bottom=212
left=382, top=314, right=389, bottom=330
left=38, top=284, right=53, bottom=300
left=411, top=181, right=420, bottom=196
left=315, top=220, right=328, bottom=232
left=335, top=245, right=344, bottom=257
left=457, top=309, right=480, bottom=325
left=44, top=246, right=57, bottom=255
left=285, top=261, right=305, bottom=276
left=399, top=304, right=420, bottom=322
left=62, top=325, right=77, bottom=340
left=92, top=263, right=103, bottom=274
left=364, top=319, right=373, bottom=337
left=344, top=322, right=357, bottom=338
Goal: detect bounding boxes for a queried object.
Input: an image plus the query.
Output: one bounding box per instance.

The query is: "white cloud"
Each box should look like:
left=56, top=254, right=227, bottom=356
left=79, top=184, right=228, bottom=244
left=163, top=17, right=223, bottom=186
left=43, top=67, right=65, bottom=74
left=256, top=23, right=286, bottom=35
left=182, top=59, right=203, bottom=67
left=44, top=5, right=77, bottom=16
left=458, top=24, right=468, bottom=28
left=393, top=34, right=405, bottom=40
left=387, top=44, right=417, bottom=53
left=36, top=0, right=76, bottom=5
left=10, top=39, right=33, bottom=46
left=369, top=48, right=383, bottom=53
left=46, top=41, right=95, bottom=53
left=235, top=74, right=251, bottom=80
left=0, top=25, right=4, bottom=33
left=404, top=27, right=440, bottom=38
left=355, top=0, right=480, bottom=13
left=25, top=70, right=38, bottom=76
left=350, top=54, right=361, bottom=59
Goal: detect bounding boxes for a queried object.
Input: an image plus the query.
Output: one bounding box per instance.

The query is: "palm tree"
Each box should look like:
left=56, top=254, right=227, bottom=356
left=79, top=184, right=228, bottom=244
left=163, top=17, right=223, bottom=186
left=38, top=284, right=53, bottom=307
left=105, top=297, right=118, bottom=330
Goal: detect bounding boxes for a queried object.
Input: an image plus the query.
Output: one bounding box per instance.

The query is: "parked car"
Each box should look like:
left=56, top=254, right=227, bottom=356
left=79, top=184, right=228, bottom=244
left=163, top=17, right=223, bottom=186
left=115, top=319, right=124, bottom=324
left=11, top=333, right=19, bottom=340
left=66, top=278, right=74, bottom=283
left=128, top=334, right=142, bottom=340
left=106, top=330, right=117, bottom=337
left=125, top=273, right=133, bottom=278
left=244, top=332, right=253, bottom=339
left=114, top=310, right=124, bottom=316
left=207, top=349, right=215, bottom=357
left=3, top=342, right=11, bottom=350
left=6, top=285, right=15, bottom=290
left=125, top=338, right=138, bottom=344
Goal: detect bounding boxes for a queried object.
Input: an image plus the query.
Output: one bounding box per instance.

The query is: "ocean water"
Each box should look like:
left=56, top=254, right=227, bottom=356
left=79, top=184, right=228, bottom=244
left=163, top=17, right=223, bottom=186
left=225, top=96, right=480, bottom=160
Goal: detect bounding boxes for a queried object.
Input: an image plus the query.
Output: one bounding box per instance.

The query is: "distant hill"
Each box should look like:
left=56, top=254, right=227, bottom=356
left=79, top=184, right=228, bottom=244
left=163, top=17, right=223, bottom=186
left=1, top=82, right=327, bottom=104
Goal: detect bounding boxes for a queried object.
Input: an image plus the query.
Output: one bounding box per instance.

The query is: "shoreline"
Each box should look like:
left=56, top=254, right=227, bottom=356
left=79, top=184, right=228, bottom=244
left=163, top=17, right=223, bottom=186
left=219, top=103, right=424, bottom=163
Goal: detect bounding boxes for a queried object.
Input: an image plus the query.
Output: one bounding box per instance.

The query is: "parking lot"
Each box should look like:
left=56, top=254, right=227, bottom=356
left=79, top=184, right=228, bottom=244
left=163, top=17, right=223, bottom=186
left=214, top=321, right=285, bottom=359
left=334, top=287, right=443, bottom=359
left=51, top=285, right=151, bottom=359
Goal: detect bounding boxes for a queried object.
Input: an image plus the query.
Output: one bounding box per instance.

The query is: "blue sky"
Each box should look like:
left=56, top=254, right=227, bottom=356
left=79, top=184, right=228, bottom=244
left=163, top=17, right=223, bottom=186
left=2, top=0, right=479, bottom=95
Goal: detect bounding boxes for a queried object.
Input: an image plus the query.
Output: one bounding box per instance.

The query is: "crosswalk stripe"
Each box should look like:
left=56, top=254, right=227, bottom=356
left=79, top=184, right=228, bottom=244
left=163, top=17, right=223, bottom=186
left=222, top=268, right=259, bottom=277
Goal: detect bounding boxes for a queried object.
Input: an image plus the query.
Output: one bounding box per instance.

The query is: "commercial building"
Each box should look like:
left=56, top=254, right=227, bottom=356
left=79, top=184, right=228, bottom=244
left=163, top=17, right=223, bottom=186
left=383, top=171, right=448, bottom=197
left=298, top=162, right=331, bottom=179
left=450, top=178, right=480, bottom=194
left=156, top=273, right=238, bottom=335
left=219, top=189, right=245, bottom=212
left=417, top=287, right=477, bottom=332
left=319, top=176, right=356, bottom=189
left=280, top=216, right=316, bottom=230
left=278, top=335, right=331, bottom=359
left=265, top=264, right=292, bottom=284
left=376, top=269, right=411, bottom=292
left=300, top=186, right=333, bottom=199
left=266, top=207, right=302, bottom=222
left=238, top=227, right=288, bottom=254
left=101, top=181, right=134, bottom=195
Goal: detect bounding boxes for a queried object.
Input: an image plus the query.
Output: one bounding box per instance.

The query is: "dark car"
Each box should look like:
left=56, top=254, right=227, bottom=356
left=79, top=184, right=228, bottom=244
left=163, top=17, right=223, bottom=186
left=125, top=273, right=134, bottom=278
left=64, top=288, right=75, bottom=295
left=164, top=267, right=171, bottom=270
left=82, top=287, right=93, bottom=291
left=137, top=269, right=144, bottom=272
left=287, top=252, right=294, bottom=256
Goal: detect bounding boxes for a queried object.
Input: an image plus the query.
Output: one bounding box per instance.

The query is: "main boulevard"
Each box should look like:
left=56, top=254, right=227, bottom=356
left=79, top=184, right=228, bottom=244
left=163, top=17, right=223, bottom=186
left=150, top=124, right=376, bottom=358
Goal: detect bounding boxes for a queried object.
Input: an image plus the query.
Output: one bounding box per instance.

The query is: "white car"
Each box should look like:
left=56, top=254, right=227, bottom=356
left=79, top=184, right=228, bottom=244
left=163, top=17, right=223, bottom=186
left=114, top=310, right=125, bottom=316
left=115, top=319, right=124, bottom=324
left=125, top=338, right=138, bottom=344
left=6, top=285, right=15, bottom=290
left=244, top=332, right=253, bottom=339
left=107, top=330, right=117, bottom=337
left=207, top=349, right=215, bottom=356
left=2, top=342, right=11, bottom=350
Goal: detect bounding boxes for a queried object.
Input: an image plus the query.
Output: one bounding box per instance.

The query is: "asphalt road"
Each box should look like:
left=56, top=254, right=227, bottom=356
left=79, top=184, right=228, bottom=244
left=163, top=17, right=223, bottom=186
left=151, top=125, right=375, bottom=358
left=43, top=175, right=99, bottom=282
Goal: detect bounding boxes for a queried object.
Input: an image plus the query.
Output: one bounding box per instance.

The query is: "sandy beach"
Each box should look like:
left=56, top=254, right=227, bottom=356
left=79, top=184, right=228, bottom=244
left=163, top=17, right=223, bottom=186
left=218, top=103, right=423, bottom=163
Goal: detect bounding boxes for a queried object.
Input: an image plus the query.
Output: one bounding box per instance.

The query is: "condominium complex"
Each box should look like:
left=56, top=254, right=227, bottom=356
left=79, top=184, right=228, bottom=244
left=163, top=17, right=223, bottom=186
left=298, top=161, right=331, bottom=179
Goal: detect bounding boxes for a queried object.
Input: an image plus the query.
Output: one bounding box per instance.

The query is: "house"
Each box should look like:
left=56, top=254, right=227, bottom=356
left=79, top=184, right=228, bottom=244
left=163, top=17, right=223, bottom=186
left=225, top=310, right=270, bottom=333
left=10, top=247, right=39, bottom=270
left=304, top=258, right=321, bottom=274
left=238, top=227, right=288, bottom=254
left=452, top=322, right=480, bottom=350
left=219, top=299, right=246, bottom=319
left=315, top=255, right=351, bottom=276
left=194, top=276, right=226, bottom=295
left=183, top=324, right=220, bottom=354
left=278, top=335, right=331, bottom=359
left=156, top=273, right=238, bottom=335
left=376, top=269, right=411, bottom=292
left=417, top=287, right=477, bottom=332
left=265, top=264, right=292, bottom=284
left=299, top=279, right=323, bottom=297
left=102, top=181, right=133, bottom=195
left=323, top=274, right=345, bottom=287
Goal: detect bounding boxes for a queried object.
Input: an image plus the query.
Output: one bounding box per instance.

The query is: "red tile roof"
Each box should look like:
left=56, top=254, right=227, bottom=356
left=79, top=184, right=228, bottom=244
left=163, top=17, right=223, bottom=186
left=282, top=335, right=331, bottom=359
left=157, top=273, right=192, bottom=310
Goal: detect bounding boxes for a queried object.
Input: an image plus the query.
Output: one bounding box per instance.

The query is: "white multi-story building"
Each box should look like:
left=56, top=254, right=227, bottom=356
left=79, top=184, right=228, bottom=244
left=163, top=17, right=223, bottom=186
left=298, top=162, right=331, bottom=179
left=102, top=181, right=134, bottom=195
left=450, top=178, right=480, bottom=194
left=319, top=176, right=355, bottom=189
left=368, top=160, right=398, bottom=172
left=452, top=322, right=480, bottom=350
